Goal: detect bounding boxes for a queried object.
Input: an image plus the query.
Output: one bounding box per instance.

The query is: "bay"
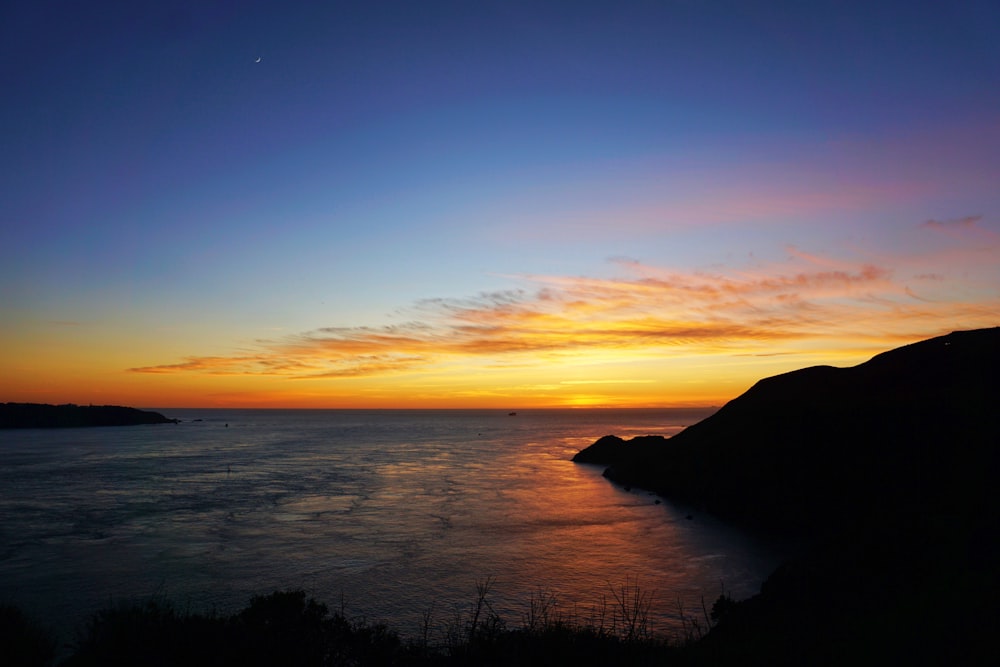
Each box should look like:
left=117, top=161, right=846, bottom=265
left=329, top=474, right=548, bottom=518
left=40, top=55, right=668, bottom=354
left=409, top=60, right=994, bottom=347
left=0, top=408, right=782, bottom=643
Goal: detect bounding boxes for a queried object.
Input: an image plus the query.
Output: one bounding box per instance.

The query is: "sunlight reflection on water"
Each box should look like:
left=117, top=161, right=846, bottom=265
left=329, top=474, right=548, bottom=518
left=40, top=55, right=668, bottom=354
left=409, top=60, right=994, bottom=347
left=0, top=409, right=784, bottom=642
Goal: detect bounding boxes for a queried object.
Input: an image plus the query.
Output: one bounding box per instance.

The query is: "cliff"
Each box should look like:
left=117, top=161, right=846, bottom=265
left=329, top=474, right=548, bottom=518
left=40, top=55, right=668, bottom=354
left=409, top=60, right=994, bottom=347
left=575, top=327, right=1000, bottom=536
left=574, top=327, right=1000, bottom=663
left=0, top=403, right=178, bottom=429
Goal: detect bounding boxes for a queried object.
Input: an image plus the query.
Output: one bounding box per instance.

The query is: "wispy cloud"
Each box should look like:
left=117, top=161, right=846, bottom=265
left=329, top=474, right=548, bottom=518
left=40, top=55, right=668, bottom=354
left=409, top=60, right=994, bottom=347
left=921, top=215, right=983, bottom=231
left=130, top=355, right=327, bottom=376
left=130, top=221, right=999, bottom=379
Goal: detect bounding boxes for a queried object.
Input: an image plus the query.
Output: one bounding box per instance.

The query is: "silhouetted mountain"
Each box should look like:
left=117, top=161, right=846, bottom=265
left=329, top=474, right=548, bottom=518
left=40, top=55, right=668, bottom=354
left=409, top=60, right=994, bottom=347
left=0, top=403, right=178, bottom=429
left=575, top=327, right=1000, bottom=664
left=576, top=327, right=1000, bottom=536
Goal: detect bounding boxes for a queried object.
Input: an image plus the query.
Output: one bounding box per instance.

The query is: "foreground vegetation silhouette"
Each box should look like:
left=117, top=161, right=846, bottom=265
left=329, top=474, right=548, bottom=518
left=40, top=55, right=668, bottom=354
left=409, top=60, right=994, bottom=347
left=5, top=581, right=726, bottom=666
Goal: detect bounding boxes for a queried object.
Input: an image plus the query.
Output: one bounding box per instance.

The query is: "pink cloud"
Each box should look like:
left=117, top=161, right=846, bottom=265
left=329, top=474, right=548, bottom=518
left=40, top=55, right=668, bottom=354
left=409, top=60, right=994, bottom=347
left=488, top=118, right=1000, bottom=243
left=921, top=215, right=983, bottom=231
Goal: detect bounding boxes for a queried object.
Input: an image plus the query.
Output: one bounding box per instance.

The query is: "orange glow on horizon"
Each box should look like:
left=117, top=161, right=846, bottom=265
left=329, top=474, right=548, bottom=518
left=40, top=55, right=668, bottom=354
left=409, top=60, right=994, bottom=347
left=3, top=223, right=997, bottom=410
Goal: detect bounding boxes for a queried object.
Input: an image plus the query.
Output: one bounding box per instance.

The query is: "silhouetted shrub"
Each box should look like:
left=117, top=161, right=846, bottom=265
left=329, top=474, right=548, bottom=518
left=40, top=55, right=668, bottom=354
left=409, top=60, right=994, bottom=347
left=53, top=583, right=688, bottom=666
left=710, top=593, right=737, bottom=625
left=232, top=590, right=332, bottom=665
left=64, top=598, right=225, bottom=666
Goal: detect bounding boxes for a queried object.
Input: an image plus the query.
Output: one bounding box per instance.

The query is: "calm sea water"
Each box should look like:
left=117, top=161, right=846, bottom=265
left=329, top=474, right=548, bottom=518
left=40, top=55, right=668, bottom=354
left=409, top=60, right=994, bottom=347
left=0, top=408, right=782, bottom=643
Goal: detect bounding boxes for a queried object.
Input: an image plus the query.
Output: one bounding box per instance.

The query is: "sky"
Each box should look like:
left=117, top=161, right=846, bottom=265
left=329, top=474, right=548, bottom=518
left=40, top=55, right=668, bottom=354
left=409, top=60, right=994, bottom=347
left=2, top=0, right=999, bottom=409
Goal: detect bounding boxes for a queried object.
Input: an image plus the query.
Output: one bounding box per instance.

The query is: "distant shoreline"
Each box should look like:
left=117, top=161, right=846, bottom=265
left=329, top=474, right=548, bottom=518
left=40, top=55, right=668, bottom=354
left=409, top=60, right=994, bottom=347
left=0, top=403, right=178, bottom=429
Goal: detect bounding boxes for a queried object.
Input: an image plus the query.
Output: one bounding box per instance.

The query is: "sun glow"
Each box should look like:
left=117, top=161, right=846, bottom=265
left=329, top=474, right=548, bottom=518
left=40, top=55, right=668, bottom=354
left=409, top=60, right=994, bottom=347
left=4, top=220, right=996, bottom=409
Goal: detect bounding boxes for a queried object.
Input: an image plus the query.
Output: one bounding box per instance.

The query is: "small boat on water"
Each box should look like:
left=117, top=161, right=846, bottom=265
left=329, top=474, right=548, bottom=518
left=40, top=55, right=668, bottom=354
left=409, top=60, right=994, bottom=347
left=508, top=412, right=517, bottom=416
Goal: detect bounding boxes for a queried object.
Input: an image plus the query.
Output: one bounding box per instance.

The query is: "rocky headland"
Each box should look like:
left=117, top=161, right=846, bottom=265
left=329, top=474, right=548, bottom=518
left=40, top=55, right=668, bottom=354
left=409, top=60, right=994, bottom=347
left=575, top=327, right=1000, bottom=664
left=0, top=403, right=178, bottom=429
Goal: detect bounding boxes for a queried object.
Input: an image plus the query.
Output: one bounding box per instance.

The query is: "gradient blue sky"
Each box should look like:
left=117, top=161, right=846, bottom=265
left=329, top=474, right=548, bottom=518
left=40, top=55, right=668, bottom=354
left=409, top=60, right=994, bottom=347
left=3, top=1, right=999, bottom=407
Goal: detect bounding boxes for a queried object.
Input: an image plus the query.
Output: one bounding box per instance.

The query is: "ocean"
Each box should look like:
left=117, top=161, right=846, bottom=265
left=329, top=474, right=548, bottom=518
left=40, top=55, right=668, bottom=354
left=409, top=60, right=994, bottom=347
left=0, top=408, right=782, bottom=644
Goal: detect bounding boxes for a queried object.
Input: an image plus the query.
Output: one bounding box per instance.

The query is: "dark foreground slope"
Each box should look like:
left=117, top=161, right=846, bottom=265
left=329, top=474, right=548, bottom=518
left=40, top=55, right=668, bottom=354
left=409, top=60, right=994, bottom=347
left=576, top=327, right=1000, bottom=664
left=0, top=403, right=178, bottom=428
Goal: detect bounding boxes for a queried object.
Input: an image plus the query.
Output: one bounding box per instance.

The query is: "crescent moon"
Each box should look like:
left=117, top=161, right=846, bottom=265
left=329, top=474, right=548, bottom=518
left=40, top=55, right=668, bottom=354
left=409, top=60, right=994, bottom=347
left=255, top=56, right=262, bottom=63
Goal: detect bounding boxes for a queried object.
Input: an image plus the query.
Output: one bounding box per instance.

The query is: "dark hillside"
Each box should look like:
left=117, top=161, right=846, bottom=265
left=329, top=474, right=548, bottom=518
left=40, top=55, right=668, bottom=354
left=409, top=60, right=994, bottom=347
left=582, top=327, right=1000, bottom=536
left=0, top=403, right=178, bottom=429
left=575, top=327, right=1000, bottom=664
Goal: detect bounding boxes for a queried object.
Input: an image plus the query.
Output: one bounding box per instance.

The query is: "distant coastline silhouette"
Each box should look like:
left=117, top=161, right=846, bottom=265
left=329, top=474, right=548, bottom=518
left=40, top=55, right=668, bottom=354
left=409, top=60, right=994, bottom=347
left=0, top=403, right=178, bottom=429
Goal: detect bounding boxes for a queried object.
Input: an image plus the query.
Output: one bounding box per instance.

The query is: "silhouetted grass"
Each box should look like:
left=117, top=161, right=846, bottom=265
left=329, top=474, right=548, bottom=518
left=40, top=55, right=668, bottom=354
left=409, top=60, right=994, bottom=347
left=9, top=573, right=990, bottom=666
left=8, top=580, right=711, bottom=666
